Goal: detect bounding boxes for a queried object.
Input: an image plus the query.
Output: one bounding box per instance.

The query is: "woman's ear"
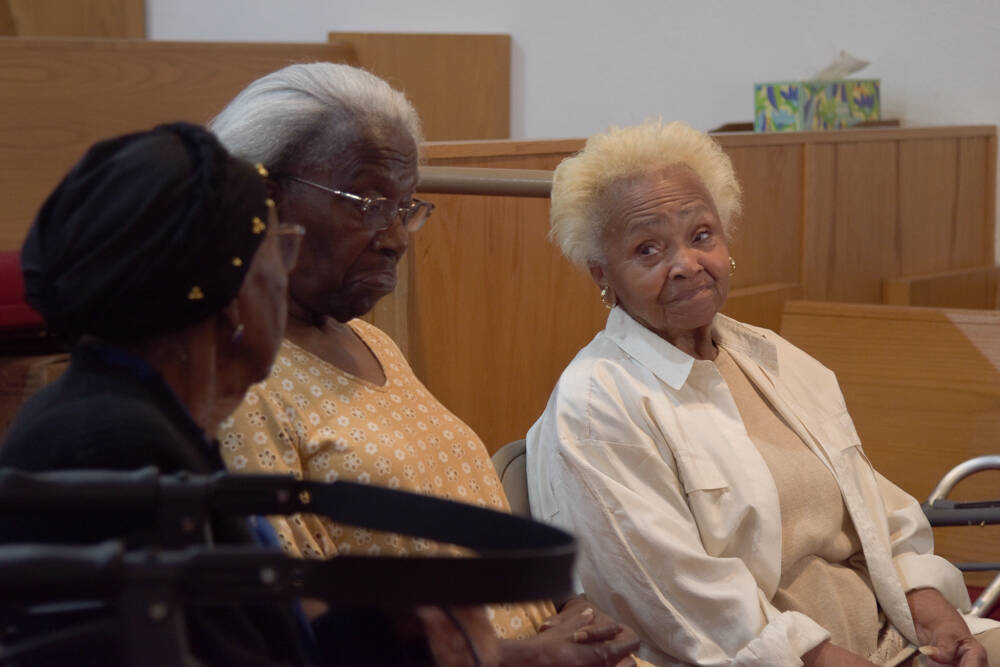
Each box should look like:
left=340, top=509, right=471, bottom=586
left=219, top=300, right=244, bottom=348
left=588, top=263, right=606, bottom=288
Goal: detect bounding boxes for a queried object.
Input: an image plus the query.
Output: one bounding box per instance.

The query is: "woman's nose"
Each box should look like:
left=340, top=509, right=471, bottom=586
left=373, top=215, right=409, bottom=258
left=668, top=247, right=701, bottom=279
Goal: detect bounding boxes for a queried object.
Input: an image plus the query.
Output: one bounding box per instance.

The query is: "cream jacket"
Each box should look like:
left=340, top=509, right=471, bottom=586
left=527, top=307, right=995, bottom=666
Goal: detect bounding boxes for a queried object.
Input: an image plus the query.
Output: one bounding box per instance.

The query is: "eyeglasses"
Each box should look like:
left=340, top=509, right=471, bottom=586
left=288, top=176, right=434, bottom=232
left=270, top=223, right=306, bottom=270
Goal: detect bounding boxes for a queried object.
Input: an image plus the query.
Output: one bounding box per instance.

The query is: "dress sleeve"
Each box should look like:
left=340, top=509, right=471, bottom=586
left=875, top=470, right=972, bottom=610
left=218, top=382, right=338, bottom=560
left=547, top=417, right=830, bottom=665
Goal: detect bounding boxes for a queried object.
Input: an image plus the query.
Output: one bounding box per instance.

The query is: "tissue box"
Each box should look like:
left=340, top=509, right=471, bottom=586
left=754, top=79, right=880, bottom=132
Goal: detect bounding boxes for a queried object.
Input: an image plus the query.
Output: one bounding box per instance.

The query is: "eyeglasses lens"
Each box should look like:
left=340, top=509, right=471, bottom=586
left=364, top=200, right=432, bottom=233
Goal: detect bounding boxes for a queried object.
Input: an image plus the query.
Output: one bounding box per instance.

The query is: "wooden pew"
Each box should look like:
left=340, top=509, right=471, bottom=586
left=780, top=300, right=1000, bottom=585
left=884, top=265, right=1000, bottom=309
left=0, top=37, right=358, bottom=251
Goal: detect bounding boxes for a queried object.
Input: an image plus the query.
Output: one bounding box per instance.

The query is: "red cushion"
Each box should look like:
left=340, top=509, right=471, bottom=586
left=0, top=252, right=44, bottom=329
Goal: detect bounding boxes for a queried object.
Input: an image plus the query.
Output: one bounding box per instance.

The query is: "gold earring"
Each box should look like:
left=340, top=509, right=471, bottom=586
left=729, top=256, right=736, bottom=276
left=600, top=287, right=614, bottom=310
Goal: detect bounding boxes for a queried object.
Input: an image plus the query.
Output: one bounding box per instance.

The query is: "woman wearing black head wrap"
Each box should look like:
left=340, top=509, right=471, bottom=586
left=0, top=123, right=310, bottom=665
left=4, top=121, right=301, bottom=475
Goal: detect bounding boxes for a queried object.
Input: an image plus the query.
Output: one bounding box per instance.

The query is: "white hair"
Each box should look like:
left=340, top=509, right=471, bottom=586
left=209, top=62, right=423, bottom=173
left=550, top=119, right=742, bottom=270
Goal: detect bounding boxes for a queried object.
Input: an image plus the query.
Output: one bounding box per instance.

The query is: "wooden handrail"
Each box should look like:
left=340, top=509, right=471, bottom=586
left=417, top=166, right=552, bottom=198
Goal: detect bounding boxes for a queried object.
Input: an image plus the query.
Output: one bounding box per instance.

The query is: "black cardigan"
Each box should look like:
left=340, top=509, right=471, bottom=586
left=0, top=343, right=313, bottom=666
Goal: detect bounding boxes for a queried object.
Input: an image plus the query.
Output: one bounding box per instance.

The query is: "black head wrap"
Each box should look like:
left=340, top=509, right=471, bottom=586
left=21, top=122, right=271, bottom=343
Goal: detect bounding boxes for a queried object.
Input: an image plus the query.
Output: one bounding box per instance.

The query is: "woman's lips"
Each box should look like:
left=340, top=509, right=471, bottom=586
left=666, top=283, right=714, bottom=303
left=355, top=270, right=397, bottom=292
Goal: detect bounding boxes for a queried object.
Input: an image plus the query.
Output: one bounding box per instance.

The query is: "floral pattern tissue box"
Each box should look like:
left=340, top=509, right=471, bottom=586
left=754, top=79, right=880, bottom=132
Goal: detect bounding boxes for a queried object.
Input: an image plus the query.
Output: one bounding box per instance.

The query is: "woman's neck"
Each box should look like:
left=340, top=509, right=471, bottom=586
left=128, top=324, right=224, bottom=435
left=668, top=326, right=718, bottom=361
left=285, top=309, right=387, bottom=385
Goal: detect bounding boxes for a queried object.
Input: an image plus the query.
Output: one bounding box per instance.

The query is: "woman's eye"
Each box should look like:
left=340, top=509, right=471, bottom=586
left=636, top=243, right=656, bottom=256
left=693, top=229, right=712, bottom=243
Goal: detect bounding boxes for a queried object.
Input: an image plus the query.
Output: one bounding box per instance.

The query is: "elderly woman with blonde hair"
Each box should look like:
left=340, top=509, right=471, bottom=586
left=526, top=119, right=1000, bottom=666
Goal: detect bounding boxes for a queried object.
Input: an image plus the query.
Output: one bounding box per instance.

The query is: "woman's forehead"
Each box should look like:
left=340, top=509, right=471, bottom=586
left=606, top=167, right=717, bottom=229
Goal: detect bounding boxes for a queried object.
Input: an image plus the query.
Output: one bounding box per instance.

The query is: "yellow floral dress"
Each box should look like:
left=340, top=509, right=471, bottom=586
left=219, top=319, right=555, bottom=639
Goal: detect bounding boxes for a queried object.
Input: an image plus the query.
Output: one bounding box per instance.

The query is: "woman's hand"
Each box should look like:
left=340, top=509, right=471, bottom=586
left=417, top=605, right=502, bottom=667
left=801, top=640, right=878, bottom=666
left=906, top=588, right=987, bottom=667
left=498, top=596, right=640, bottom=667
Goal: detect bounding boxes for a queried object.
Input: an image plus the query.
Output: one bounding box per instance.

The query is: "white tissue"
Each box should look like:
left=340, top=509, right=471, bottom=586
left=812, top=50, right=870, bottom=80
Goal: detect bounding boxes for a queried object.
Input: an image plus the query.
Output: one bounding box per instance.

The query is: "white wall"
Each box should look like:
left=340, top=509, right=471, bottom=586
left=150, top=0, right=1000, bottom=250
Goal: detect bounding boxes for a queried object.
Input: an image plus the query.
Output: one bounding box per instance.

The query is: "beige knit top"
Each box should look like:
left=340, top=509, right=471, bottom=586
left=715, top=347, right=907, bottom=662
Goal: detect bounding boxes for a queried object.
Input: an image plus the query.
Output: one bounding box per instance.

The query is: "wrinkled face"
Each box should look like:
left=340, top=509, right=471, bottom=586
left=591, top=165, right=730, bottom=345
left=236, top=206, right=291, bottom=382
left=277, top=124, right=418, bottom=323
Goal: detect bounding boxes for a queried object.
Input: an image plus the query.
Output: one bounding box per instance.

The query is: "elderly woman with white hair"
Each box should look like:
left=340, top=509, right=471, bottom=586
left=209, top=62, right=643, bottom=667
left=526, top=119, right=1000, bottom=666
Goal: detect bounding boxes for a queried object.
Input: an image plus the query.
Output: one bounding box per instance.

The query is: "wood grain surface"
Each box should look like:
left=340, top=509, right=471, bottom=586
left=0, top=38, right=357, bottom=250
left=884, top=265, right=1000, bottom=309
left=329, top=32, right=509, bottom=142
left=3, top=0, right=144, bottom=38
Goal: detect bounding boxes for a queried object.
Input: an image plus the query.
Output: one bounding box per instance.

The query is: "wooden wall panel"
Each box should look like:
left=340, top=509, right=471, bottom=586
left=413, top=145, right=603, bottom=451
left=0, top=3, right=14, bottom=36
left=780, top=301, right=1000, bottom=584
left=329, top=32, right=509, bottom=141
left=804, top=141, right=898, bottom=303
left=955, top=136, right=992, bottom=266
left=725, top=145, right=802, bottom=289
left=0, top=38, right=357, bottom=251
left=802, top=143, right=837, bottom=300
left=4, top=0, right=145, bottom=37
left=897, top=139, right=960, bottom=275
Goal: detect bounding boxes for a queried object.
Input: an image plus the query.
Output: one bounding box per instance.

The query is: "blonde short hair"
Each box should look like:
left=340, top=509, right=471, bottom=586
left=550, top=119, right=741, bottom=269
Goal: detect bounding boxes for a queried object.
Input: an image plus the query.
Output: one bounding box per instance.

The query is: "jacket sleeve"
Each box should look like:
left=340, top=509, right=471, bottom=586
left=544, top=423, right=829, bottom=666
left=875, top=470, right=972, bottom=611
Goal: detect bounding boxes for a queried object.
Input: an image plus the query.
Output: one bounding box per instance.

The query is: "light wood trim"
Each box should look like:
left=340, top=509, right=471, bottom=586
left=424, top=138, right=585, bottom=160
left=782, top=299, right=1000, bottom=323
left=330, top=32, right=510, bottom=141
left=5, top=0, right=145, bottom=37
left=988, top=133, right=998, bottom=260
left=424, top=127, right=996, bottom=160
left=715, top=125, right=996, bottom=147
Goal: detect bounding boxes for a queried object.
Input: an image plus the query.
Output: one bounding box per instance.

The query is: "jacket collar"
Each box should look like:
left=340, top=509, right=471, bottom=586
left=603, top=307, right=778, bottom=390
